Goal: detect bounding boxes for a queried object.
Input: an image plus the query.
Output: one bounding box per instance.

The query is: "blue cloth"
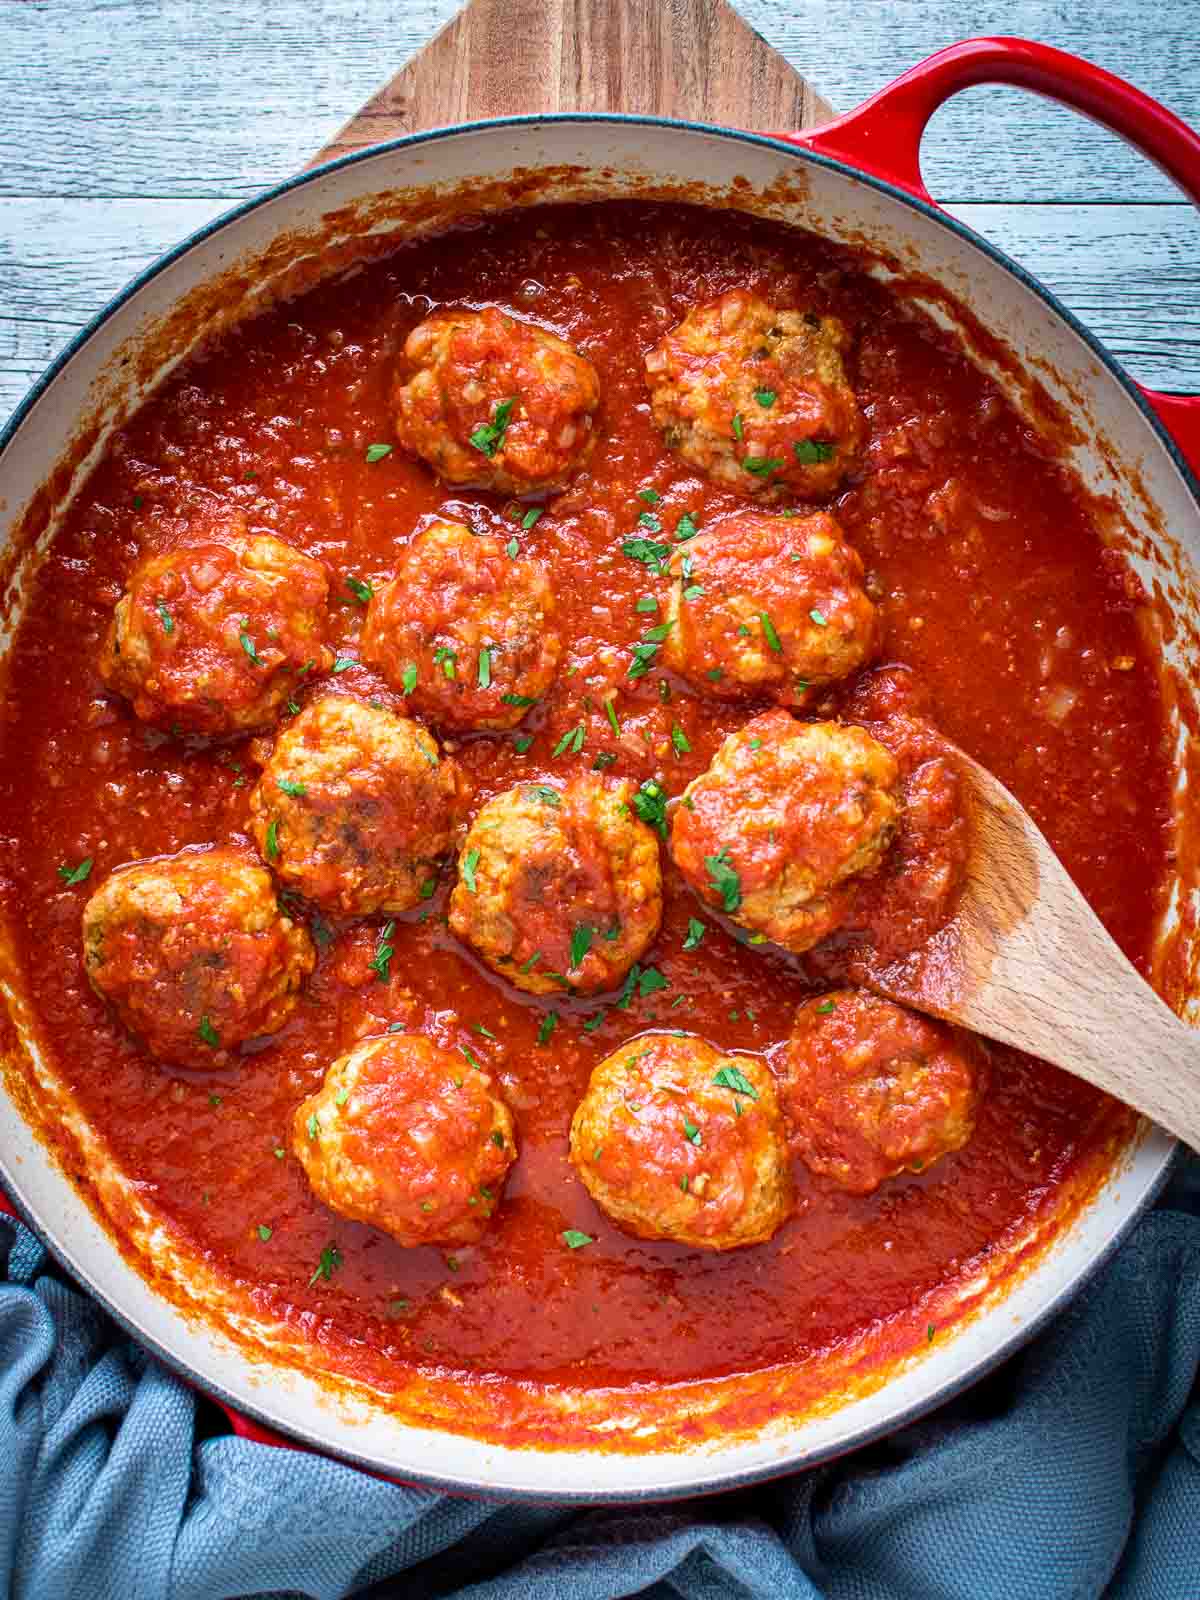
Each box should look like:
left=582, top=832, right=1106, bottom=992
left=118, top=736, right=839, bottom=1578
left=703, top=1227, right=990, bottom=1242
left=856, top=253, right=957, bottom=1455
left=3, top=1166, right=1200, bottom=1600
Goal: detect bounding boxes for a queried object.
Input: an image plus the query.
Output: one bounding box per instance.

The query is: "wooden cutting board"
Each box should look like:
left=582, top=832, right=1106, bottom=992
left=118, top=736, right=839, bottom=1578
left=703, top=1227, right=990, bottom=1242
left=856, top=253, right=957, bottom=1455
left=310, top=0, right=834, bottom=166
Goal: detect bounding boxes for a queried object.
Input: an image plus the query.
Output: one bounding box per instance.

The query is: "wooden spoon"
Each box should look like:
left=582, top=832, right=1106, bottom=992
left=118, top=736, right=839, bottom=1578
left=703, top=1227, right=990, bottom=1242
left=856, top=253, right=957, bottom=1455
left=860, top=750, right=1199, bottom=1149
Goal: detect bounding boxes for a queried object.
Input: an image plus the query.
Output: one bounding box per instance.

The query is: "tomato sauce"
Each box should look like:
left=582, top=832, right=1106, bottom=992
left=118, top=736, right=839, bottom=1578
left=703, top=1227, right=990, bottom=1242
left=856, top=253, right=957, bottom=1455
left=0, top=202, right=1173, bottom=1393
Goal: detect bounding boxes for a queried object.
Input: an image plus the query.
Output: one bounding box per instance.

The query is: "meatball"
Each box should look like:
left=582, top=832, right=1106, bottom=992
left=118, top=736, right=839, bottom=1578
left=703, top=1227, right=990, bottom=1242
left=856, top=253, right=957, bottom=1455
left=293, top=1033, right=516, bottom=1247
left=670, top=711, right=901, bottom=953
left=82, top=848, right=314, bottom=1064
left=644, top=290, right=864, bottom=500
left=569, top=1033, right=792, bottom=1250
left=448, top=775, right=662, bottom=997
left=247, top=695, right=465, bottom=915
left=393, top=307, right=601, bottom=496
left=781, top=989, right=987, bottom=1194
left=100, top=526, right=334, bottom=736
left=662, top=511, right=877, bottom=705
left=360, top=520, right=561, bottom=731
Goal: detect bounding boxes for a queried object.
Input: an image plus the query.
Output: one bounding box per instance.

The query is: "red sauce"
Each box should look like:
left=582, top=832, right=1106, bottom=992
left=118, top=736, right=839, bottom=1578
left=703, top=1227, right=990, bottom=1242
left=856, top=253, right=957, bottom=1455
left=0, top=202, right=1173, bottom=1395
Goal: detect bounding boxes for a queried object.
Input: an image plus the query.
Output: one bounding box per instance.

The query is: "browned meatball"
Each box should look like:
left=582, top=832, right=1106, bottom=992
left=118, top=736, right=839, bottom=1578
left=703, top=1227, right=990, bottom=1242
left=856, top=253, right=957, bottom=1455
left=100, top=524, right=334, bottom=736
left=82, top=848, right=314, bottom=1064
left=669, top=711, right=901, bottom=952
left=644, top=290, right=864, bottom=500
left=293, top=1033, right=516, bottom=1247
left=662, top=511, right=877, bottom=705
left=393, top=307, right=601, bottom=495
left=448, top=776, right=662, bottom=997
left=781, top=989, right=987, bottom=1193
left=569, top=1033, right=792, bottom=1249
left=360, top=520, right=561, bottom=731
left=247, top=696, right=465, bottom=915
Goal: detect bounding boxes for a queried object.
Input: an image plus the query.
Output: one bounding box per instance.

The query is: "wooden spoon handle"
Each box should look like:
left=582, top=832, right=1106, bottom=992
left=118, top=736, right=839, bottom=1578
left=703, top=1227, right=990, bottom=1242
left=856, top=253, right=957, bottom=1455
left=877, top=755, right=1200, bottom=1150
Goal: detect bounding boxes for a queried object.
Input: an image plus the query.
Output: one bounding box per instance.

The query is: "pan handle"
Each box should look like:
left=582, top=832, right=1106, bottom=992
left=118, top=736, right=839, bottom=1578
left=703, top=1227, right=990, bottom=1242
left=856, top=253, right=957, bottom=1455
left=781, top=36, right=1200, bottom=479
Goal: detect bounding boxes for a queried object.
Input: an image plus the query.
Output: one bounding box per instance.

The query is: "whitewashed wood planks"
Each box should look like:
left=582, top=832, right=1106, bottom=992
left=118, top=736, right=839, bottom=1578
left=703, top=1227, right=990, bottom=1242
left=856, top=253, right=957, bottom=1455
left=1, top=0, right=1197, bottom=420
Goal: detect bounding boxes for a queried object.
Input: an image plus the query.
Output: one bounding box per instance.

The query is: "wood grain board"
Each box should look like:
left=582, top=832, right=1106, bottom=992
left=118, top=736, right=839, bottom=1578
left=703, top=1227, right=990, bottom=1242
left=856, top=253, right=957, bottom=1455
left=311, top=0, right=833, bottom=165
left=2, top=0, right=1198, bottom=415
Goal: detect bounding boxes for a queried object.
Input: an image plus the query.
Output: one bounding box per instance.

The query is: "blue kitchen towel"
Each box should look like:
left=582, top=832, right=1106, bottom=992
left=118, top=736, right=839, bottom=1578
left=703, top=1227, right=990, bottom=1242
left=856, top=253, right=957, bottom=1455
left=3, top=1165, right=1200, bottom=1600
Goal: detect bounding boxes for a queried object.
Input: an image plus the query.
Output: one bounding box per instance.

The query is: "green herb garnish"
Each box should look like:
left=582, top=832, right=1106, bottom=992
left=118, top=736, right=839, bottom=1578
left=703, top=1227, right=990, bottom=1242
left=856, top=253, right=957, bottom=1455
left=469, top=397, right=516, bottom=458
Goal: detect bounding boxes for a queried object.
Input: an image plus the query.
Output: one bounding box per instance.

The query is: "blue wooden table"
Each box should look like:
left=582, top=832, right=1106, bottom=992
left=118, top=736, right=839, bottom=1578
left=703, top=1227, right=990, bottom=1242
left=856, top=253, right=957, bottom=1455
left=1, top=1, right=1197, bottom=418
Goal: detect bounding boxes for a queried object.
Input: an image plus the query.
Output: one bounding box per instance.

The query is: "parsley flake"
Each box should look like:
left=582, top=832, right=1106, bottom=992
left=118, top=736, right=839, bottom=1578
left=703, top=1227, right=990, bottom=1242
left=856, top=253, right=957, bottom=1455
left=477, top=646, right=493, bottom=689
left=743, top=456, right=785, bottom=478
left=331, top=656, right=356, bottom=674
left=537, top=1012, right=559, bottom=1045
left=816, top=999, right=837, bottom=1015
left=277, top=778, right=306, bottom=798
left=514, top=734, right=533, bottom=753
left=570, top=924, right=595, bottom=969
left=309, top=1242, right=343, bottom=1285
left=198, top=1015, right=220, bottom=1048
left=505, top=537, right=519, bottom=558
left=562, top=1229, right=593, bottom=1249
left=258, top=1223, right=273, bottom=1241
left=344, top=575, right=372, bottom=605
left=501, top=692, right=538, bottom=708
left=794, top=438, right=835, bottom=464
left=469, top=397, right=516, bottom=458
left=525, top=785, right=560, bottom=807
left=810, top=608, right=828, bottom=627
left=369, top=921, right=396, bottom=981
left=731, top=413, right=745, bottom=441
left=713, top=1065, right=759, bottom=1099
left=671, top=723, right=691, bottom=756
left=238, top=622, right=264, bottom=666
left=683, top=1119, right=701, bottom=1145
left=705, top=848, right=742, bottom=912
left=462, top=848, right=480, bottom=893
left=675, top=512, right=699, bottom=542
left=401, top=662, right=418, bottom=696
left=754, top=388, right=777, bottom=407
left=622, top=537, right=672, bottom=572
left=523, top=507, right=544, bottom=530
left=631, top=779, right=668, bottom=838
left=683, top=917, right=706, bottom=951
left=637, top=487, right=661, bottom=505
left=365, top=443, right=393, bottom=463
left=604, top=698, right=621, bottom=737
left=635, top=596, right=658, bottom=613
left=265, top=819, right=281, bottom=861
left=155, top=599, right=174, bottom=635
left=760, top=612, right=783, bottom=653
left=57, top=857, right=93, bottom=886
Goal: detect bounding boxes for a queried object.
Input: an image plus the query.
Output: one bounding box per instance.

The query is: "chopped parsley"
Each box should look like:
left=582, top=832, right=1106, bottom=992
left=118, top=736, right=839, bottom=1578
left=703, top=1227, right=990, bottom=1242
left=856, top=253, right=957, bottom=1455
left=518, top=950, right=543, bottom=973
left=238, top=622, right=264, bottom=665
left=760, top=612, right=783, bottom=653
left=713, top=1064, right=759, bottom=1099
left=731, top=412, right=745, bottom=441
left=537, top=1011, right=559, bottom=1045
left=418, top=877, right=437, bottom=901
left=681, top=584, right=704, bottom=601
left=683, top=917, right=706, bottom=951
left=274, top=1147, right=286, bottom=1159
left=631, top=779, right=668, bottom=838
left=635, top=596, right=658, bottom=613
left=562, top=1229, right=594, bottom=1249
left=754, top=388, right=777, bottom=407
left=459, top=1044, right=483, bottom=1070
left=743, top=456, right=785, bottom=479
left=501, top=691, right=538, bottom=708
left=265, top=819, right=281, bottom=861
left=306, top=1111, right=320, bottom=1140
left=816, top=999, right=837, bottom=1015
left=705, top=848, right=742, bottom=912
left=616, top=963, right=669, bottom=1008
left=553, top=724, right=585, bottom=757
left=331, top=656, right=356, bottom=674
left=604, top=698, right=621, bottom=737
left=514, top=734, right=534, bottom=753
left=706, top=667, right=724, bottom=682
left=369, top=921, right=396, bottom=982
left=809, top=608, right=828, bottom=627
left=505, top=537, right=519, bottom=558
left=277, top=778, right=306, bottom=798
left=344, top=575, right=372, bottom=605
left=198, top=1015, right=220, bottom=1048
left=794, top=438, right=835, bottom=464
left=683, top=1119, right=701, bottom=1145
left=155, top=599, right=174, bottom=635
left=637, top=487, right=661, bottom=505
left=434, top=646, right=457, bottom=680
left=473, top=1022, right=497, bottom=1039
left=57, top=857, right=93, bottom=886
left=491, top=1130, right=506, bottom=1149
left=461, top=848, right=480, bottom=893
left=401, top=662, right=418, bottom=695
left=675, top=512, right=699, bottom=542
left=469, top=396, right=516, bottom=458
left=680, top=1175, right=689, bottom=1193
left=927, top=1323, right=936, bottom=1343
left=257, top=1224, right=273, bottom=1241
left=522, top=506, right=544, bottom=530
left=569, top=924, right=595, bottom=969
left=309, top=1242, right=343, bottom=1285
left=628, top=621, right=674, bottom=681
left=638, top=511, right=662, bottom=532
left=622, top=537, right=672, bottom=572
left=477, top=646, right=493, bottom=689
left=365, top=443, right=393, bottom=463
left=670, top=723, right=691, bottom=756
left=592, top=751, right=616, bottom=770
